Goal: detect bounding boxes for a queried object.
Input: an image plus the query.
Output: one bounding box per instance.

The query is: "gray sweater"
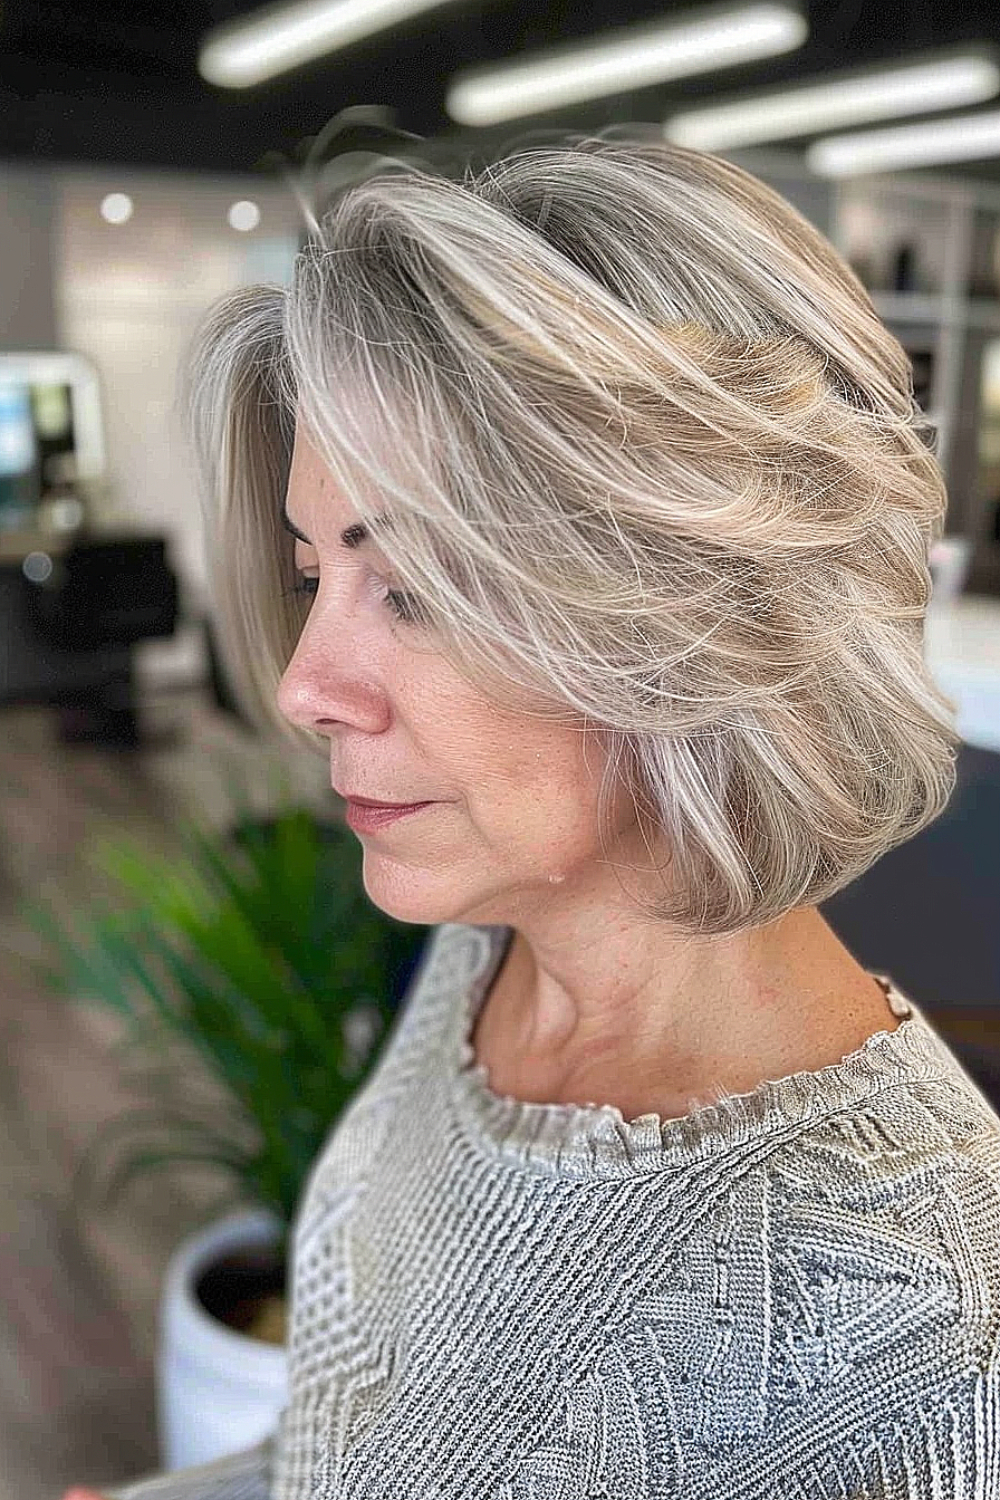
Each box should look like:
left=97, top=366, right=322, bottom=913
left=107, top=921, right=1000, bottom=1499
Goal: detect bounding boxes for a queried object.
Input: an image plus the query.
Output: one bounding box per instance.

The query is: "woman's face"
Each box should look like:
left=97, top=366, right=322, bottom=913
left=275, top=422, right=648, bottom=928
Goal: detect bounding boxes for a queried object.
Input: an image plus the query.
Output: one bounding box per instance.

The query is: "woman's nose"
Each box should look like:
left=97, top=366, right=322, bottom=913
left=275, top=647, right=324, bottom=731
left=275, top=618, right=390, bottom=736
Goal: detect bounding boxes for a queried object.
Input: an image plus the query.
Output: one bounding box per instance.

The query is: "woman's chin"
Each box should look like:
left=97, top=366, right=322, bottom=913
left=359, top=866, right=467, bottom=929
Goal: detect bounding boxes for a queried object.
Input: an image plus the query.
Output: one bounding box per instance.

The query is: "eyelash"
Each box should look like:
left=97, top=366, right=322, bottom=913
left=283, top=576, right=421, bottom=626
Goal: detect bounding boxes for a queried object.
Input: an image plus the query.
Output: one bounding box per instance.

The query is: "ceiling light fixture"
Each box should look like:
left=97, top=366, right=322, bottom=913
left=228, top=200, right=262, bottom=231
left=664, top=49, right=1000, bottom=151
left=445, top=2, right=807, bottom=129
left=199, top=0, right=459, bottom=88
left=100, top=193, right=134, bottom=224
left=807, top=106, right=1000, bottom=176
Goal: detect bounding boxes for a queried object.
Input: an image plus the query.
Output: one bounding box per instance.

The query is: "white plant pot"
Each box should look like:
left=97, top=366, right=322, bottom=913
left=157, top=1208, right=289, bottom=1470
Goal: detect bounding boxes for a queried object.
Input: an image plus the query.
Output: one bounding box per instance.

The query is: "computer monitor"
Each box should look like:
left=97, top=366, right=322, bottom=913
left=0, top=351, right=105, bottom=533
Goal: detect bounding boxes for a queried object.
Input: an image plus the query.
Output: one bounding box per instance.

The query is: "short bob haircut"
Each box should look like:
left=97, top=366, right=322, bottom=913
left=182, top=125, right=960, bottom=937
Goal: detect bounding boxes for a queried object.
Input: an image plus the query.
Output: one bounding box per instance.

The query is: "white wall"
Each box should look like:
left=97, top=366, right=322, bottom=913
left=53, top=167, right=302, bottom=687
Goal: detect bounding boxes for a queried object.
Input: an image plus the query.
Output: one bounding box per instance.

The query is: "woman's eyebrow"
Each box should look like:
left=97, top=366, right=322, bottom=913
left=280, top=506, right=392, bottom=550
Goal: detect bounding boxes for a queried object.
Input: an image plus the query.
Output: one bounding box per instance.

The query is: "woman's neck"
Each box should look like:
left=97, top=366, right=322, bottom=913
left=469, top=907, right=898, bottom=1118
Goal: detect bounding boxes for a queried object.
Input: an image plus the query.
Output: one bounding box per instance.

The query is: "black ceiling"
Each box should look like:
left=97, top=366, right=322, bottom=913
left=3, top=0, right=1000, bottom=184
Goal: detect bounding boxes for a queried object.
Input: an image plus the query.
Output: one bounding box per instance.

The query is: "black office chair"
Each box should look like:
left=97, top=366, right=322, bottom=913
left=29, top=533, right=178, bottom=651
left=24, top=531, right=179, bottom=745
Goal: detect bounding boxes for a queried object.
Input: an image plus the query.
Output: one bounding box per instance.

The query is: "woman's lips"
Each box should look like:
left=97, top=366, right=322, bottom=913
left=344, top=800, right=434, bottom=832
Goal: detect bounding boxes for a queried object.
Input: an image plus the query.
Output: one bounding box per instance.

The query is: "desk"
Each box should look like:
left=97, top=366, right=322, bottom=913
left=925, top=594, right=1000, bottom=753
left=0, top=528, right=73, bottom=564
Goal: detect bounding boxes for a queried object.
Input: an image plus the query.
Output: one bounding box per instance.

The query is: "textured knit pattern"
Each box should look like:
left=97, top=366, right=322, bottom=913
left=109, top=921, right=1000, bottom=1499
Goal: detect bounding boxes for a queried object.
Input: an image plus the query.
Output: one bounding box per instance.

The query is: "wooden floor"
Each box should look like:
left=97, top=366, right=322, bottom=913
left=0, top=687, right=333, bottom=1500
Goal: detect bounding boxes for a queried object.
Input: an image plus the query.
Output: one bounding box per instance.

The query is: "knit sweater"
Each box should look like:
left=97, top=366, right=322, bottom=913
left=107, top=920, right=1000, bottom=1500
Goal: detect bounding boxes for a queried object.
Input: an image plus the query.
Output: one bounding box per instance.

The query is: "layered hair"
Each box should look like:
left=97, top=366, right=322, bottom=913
left=181, top=126, right=959, bottom=936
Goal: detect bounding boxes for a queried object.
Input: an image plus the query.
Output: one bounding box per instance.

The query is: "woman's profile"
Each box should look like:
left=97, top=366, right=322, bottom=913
left=78, top=127, right=998, bottom=1498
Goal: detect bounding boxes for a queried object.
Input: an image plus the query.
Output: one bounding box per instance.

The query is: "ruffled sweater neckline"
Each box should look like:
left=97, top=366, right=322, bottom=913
left=444, top=922, right=955, bottom=1180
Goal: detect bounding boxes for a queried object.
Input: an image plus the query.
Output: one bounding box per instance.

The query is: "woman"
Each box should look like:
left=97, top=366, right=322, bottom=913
left=83, top=129, right=998, bottom=1498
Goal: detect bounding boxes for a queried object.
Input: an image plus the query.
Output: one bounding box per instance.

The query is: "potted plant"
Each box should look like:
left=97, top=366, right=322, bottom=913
left=14, top=780, right=428, bottom=1469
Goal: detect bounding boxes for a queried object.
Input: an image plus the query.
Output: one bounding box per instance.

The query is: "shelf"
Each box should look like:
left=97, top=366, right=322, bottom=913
left=869, top=293, right=950, bottom=323
left=864, top=293, right=1000, bottom=331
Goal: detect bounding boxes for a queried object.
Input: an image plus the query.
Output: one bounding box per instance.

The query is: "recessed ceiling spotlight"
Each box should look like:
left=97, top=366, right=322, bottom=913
left=229, top=200, right=262, bottom=231
left=199, top=0, right=460, bottom=88
left=445, top=2, right=807, bottom=128
left=665, top=49, right=1000, bottom=151
left=100, top=193, right=134, bottom=225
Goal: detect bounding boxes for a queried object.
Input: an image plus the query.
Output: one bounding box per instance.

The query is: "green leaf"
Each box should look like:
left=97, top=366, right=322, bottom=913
left=21, top=791, right=430, bottom=1230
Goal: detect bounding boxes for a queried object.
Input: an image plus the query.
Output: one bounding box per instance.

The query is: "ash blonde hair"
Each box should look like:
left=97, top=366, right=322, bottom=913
left=181, top=125, right=959, bottom=936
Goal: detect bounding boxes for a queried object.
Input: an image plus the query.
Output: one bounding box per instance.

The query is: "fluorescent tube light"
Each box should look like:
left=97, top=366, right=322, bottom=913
left=445, top=2, right=807, bottom=129
left=807, top=106, right=1000, bottom=176
left=665, top=52, right=1000, bottom=150
left=199, top=0, right=458, bottom=88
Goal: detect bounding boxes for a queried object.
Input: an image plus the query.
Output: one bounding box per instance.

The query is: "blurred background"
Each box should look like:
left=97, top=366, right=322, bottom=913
left=3, top=1, right=1000, bottom=1497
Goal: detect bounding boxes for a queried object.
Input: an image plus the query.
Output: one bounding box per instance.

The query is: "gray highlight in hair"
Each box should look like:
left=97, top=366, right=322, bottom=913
left=180, top=124, right=959, bottom=936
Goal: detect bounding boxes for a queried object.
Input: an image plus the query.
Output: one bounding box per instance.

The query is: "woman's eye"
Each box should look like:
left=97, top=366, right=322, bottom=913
left=380, top=585, right=425, bottom=626
left=283, top=575, right=426, bottom=628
